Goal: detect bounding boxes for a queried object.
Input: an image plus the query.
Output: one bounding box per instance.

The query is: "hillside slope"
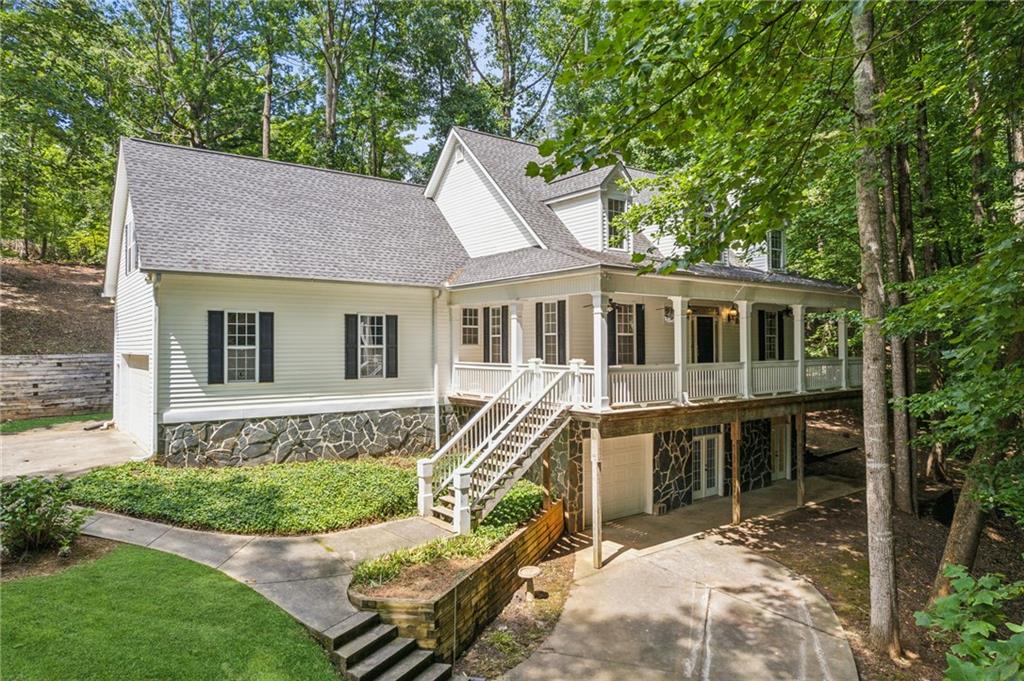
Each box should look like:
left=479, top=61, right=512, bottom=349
left=1, top=259, right=113, bottom=355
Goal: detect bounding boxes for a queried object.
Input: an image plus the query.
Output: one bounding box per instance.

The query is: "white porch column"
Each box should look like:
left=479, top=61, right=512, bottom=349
left=592, top=293, right=610, bottom=411
left=793, top=304, right=806, bottom=393
left=669, top=296, right=689, bottom=404
left=591, top=428, right=603, bottom=569
left=738, top=300, right=752, bottom=398
left=838, top=312, right=849, bottom=389
left=509, top=301, right=524, bottom=369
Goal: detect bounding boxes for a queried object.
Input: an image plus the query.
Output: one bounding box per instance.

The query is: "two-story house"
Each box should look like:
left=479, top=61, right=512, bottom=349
left=103, top=127, right=861, bottom=560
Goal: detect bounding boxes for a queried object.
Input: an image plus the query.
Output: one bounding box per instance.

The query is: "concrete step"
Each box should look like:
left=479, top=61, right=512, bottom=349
left=410, top=663, right=452, bottom=681
left=322, top=611, right=380, bottom=650
left=373, top=649, right=434, bottom=681
left=345, top=637, right=417, bottom=681
left=334, top=623, right=397, bottom=669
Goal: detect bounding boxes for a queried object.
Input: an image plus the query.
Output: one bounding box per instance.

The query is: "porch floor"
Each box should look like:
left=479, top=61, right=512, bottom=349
left=585, top=474, right=862, bottom=574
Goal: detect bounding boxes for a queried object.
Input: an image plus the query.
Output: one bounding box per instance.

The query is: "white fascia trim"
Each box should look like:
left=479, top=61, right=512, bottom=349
left=424, top=129, right=457, bottom=198
left=543, top=186, right=602, bottom=206
left=448, top=130, right=547, bottom=250
left=102, top=151, right=129, bottom=298
left=161, top=392, right=438, bottom=424
left=446, top=263, right=602, bottom=290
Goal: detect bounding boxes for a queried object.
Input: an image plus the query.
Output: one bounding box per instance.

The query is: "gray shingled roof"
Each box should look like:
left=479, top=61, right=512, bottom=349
left=541, top=167, right=616, bottom=200
left=122, top=138, right=468, bottom=286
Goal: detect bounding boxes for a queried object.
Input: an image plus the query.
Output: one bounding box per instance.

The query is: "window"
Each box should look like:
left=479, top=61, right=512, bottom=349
left=606, top=198, right=627, bottom=249
left=461, top=308, right=479, bottom=345
left=614, top=303, right=635, bottom=365
left=488, top=309, right=503, bottom=363
left=359, top=314, right=386, bottom=378
left=764, top=313, right=778, bottom=360
left=542, top=302, right=558, bottom=364
left=768, top=230, right=784, bottom=270
left=226, top=312, right=257, bottom=382
left=124, top=220, right=138, bottom=274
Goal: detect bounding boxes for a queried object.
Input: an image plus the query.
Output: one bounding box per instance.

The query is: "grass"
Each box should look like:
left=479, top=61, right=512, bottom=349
left=1, top=544, right=338, bottom=681
left=70, top=459, right=417, bottom=535
left=0, top=411, right=111, bottom=434
left=352, top=480, right=544, bottom=589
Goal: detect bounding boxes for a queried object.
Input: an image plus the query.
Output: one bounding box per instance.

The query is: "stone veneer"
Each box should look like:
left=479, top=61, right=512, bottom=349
left=159, top=406, right=469, bottom=467
left=724, top=418, right=773, bottom=493
left=524, top=419, right=586, bottom=532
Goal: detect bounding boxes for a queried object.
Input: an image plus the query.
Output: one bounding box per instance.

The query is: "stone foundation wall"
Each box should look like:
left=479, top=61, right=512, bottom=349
left=523, top=420, right=586, bottom=533
left=159, top=405, right=467, bottom=467
left=724, top=418, right=773, bottom=493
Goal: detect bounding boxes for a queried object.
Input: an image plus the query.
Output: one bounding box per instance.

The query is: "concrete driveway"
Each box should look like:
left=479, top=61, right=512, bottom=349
left=1, top=421, right=145, bottom=479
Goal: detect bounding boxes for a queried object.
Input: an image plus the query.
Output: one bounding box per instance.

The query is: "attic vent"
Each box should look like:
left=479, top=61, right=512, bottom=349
left=454, top=147, right=464, bottom=163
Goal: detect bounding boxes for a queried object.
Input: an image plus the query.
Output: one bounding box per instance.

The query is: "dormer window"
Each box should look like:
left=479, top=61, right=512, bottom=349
left=606, top=198, right=627, bottom=250
left=767, top=230, right=785, bottom=270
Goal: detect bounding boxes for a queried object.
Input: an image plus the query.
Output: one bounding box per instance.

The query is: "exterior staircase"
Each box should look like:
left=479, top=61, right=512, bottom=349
left=323, top=611, right=451, bottom=681
left=418, top=360, right=581, bottom=533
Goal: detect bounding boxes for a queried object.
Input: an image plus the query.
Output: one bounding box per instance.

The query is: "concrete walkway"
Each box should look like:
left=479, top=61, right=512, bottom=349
left=81, top=510, right=449, bottom=636
left=507, top=477, right=861, bottom=681
left=2, top=421, right=144, bottom=479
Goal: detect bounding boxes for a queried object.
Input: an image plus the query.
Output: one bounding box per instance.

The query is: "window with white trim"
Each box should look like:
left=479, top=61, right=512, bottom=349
left=764, top=313, right=778, bottom=360
left=226, top=312, right=257, bottom=382
left=614, top=303, right=635, bottom=365
left=606, top=198, right=627, bottom=250
left=461, top=308, right=479, bottom=345
left=768, top=230, right=784, bottom=270
left=124, top=220, right=138, bottom=274
left=488, top=309, right=503, bottom=363
left=542, top=302, right=558, bottom=364
left=359, top=314, right=385, bottom=378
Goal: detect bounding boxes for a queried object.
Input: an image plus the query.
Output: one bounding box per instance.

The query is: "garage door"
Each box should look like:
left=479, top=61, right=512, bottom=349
left=119, top=354, right=151, bottom=450
left=583, top=434, right=651, bottom=526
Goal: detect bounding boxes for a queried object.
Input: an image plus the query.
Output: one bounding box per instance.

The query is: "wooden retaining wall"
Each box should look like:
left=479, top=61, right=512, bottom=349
left=1, top=354, right=113, bottom=420
left=350, top=500, right=565, bottom=663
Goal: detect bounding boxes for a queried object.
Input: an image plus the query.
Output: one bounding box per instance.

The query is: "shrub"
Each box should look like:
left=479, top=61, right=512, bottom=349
left=352, top=480, right=544, bottom=588
left=915, top=563, right=1024, bottom=680
left=1, top=476, right=90, bottom=559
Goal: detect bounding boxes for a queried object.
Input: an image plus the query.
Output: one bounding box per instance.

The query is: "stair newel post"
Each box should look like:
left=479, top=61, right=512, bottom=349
left=416, top=459, right=433, bottom=516
left=453, top=468, right=473, bottom=535
left=528, top=357, right=544, bottom=399
left=569, top=358, right=584, bottom=408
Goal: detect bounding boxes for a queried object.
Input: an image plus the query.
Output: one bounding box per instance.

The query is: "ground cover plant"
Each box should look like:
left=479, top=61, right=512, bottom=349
left=352, top=480, right=544, bottom=590
left=1, top=475, right=89, bottom=559
left=71, top=459, right=417, bottom=534
left=1, top=544, right=338, bottom=681
left=0, top=411, right=111, bottom=434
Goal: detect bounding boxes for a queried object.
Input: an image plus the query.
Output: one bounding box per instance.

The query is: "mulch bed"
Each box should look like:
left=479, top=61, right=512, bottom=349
left=360, top=556, right=480, bottom=600
left=453, top=536, right=577, bottom=679
left=1, top=536, right=117, bottom=581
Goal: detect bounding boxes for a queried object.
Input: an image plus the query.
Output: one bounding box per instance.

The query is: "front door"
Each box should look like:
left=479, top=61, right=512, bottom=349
left=695, top=316, right=716, bottom=363
left=771, top=420, right=790, bottom=480
left=692, top=434, right=723, bottom=500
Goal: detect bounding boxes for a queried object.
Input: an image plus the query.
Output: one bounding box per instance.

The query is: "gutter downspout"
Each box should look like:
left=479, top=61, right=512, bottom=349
left=432, top=288, right=442, bottom=449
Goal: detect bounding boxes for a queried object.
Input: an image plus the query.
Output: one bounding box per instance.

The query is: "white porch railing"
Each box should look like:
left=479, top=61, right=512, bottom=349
left=804, top=358, right=844, bottom=391
left=687, top=362, right=744, bottom=401
left=751, top=360, right=799, bottom=395
left=451, top=362, right=515, bottom=397
left=847, top=358, right=863, bottom=387
left=609, top=364, right=677, bottom=406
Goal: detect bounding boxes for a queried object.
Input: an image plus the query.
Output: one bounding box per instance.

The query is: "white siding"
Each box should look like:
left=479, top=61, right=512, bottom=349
left=721, top=314, right=741, bottom=362
left=433, top=142, right=537, bottom=257
left=455, top=305, right=484, bottom=363
left=157, top=274, right=443, bottom=422
left=550, top=193, right=602, bottom=251
left=568, top=294, right=592, bottom=363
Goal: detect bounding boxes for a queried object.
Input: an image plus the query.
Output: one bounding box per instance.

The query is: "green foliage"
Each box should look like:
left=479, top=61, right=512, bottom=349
left=70, top=459, right=417, bottom=535
left=916, top=564, right=1024, bottom=680
left=0, top=411, right=111, bottom=434
left=351, top=480, right=543, bottom=588
left=1, top=476, right=89, bottom=559
left=1, top=544, right=338, bottom=680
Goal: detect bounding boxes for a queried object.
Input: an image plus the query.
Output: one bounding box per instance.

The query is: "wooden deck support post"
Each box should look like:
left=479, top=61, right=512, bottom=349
left=731, top=417, right=742, bottom=524
left=796, top=409, right=806, bottom=507
left=591, top=428, right=603, bottom=569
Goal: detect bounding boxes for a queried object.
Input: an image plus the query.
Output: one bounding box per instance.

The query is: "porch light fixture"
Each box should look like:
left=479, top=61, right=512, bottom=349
left=663, top=307, right=675, bottom=323
left=725, top=305, right=739, bottom=323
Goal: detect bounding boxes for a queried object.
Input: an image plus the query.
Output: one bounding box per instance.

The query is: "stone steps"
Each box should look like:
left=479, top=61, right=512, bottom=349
left=327, top=611, right=451, bottom=681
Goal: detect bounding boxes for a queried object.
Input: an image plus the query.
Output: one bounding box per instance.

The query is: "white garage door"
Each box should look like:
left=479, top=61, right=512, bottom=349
left=583, top=434, right=651, bottom=526
left=119, top=354, right=151, bottom=450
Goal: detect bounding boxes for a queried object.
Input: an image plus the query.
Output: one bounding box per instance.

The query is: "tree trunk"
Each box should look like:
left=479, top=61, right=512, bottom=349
left=882, top=146, right=914, bottom=515
left=20, top=126, right=36, bottom=260
left=896, top=142, right=918, bottom=448
left=262, top=47, right=273, bottom=159
left=851, top=4, right=902, bottom=658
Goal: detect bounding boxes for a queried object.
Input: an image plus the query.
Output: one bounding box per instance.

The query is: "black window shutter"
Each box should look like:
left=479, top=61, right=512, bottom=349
left=500, top=305, right=509, bottom=363
left=557, top=299, right=567, bottom=365
left=535, top=302, right=544, bottom=360
left=258, top=312, right=274, bottom=382
left=607, top=304, right=618, bottom=365
left=385, top=315, right=398, bottom=378
left=207, top=310, right=224, bottom=384
left=344, top=314, right=358, bottom=379
left=776, top=310, right=785, bottom=360
left=635, top=304, right=646, bottom=365
left=757, top=309, right=766, bottom=361
left=482, top=307, right=491, bottom=363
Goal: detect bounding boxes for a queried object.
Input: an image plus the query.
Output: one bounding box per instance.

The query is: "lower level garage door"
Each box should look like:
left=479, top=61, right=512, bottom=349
left=119, top=353, right=151, bottom=450
left=583, top=433, right=651, bottom=526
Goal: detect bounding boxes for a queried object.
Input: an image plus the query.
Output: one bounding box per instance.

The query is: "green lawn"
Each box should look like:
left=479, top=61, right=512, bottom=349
left=1, top=544, right=338, bottom=681
left=71, top=459, right=417, bottom=535
left=0, top=411, right=111, bottom=434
